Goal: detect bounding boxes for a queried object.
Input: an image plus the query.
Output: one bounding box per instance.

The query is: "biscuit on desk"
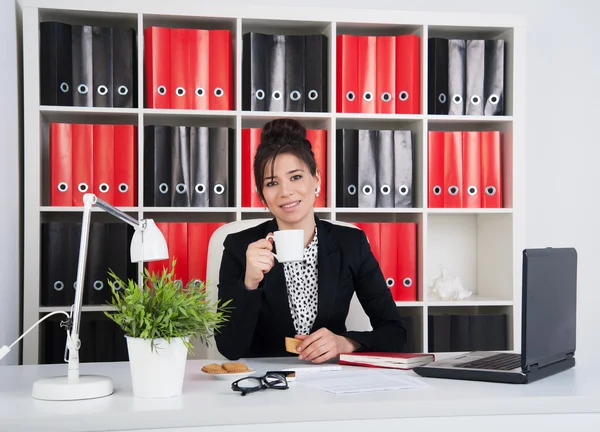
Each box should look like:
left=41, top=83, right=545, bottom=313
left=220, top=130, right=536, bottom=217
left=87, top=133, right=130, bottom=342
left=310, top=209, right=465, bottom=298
left=222, top=362, right=250, bottom=373
left=201, top=363, right=228, bottom=374
left=285, top=337, right=301, bottom=354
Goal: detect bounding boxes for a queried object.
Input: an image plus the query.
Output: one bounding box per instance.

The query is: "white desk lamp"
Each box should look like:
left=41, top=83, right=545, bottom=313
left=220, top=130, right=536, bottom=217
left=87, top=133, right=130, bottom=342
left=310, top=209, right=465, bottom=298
left=0, top=193, right=168, bottom=401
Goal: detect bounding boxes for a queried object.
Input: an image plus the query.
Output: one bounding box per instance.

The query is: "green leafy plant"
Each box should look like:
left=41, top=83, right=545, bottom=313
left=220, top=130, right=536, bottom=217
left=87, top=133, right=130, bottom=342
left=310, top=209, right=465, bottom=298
left=103, top=259, right=232, bottom=354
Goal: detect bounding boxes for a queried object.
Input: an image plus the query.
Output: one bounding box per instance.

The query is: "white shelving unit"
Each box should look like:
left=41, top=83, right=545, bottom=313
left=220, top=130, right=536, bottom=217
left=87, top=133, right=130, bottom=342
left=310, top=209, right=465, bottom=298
left=20, top=0, right=526, bottom=364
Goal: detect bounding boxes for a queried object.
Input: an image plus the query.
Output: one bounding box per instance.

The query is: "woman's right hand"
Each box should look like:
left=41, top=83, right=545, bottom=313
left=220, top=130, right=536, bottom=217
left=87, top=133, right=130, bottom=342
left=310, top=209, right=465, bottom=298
left=244, top=234, right=275, bottom=290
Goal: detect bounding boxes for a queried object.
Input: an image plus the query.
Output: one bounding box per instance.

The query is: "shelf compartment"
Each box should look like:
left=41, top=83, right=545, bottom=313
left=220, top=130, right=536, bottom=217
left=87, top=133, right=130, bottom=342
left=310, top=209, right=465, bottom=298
left=427, top=305, right=514, bottom=352
left=334, top=118, right=424, bottom=209
left=426, top=213, right=514, bottom=302
left=426, top=122, right=513, bottom=209
left=427, top=26, right=514, bottom=117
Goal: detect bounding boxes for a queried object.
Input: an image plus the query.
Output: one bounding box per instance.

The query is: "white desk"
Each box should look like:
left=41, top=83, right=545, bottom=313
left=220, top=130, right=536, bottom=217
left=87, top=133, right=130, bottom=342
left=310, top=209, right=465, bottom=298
left=1, top=356, right=598, bottom=432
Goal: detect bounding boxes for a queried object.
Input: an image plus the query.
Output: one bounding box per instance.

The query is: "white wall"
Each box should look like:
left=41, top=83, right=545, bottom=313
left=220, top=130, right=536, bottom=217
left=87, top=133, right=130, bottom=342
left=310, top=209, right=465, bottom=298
left=0, top=0, right=20, bottom=365
left=3, top=0, right=597, bottom=365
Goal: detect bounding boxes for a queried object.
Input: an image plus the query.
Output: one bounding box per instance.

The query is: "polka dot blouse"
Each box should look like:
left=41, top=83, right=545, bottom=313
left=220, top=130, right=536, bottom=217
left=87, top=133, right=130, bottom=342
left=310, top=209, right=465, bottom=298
left=283, top=227, right=319, bottom=335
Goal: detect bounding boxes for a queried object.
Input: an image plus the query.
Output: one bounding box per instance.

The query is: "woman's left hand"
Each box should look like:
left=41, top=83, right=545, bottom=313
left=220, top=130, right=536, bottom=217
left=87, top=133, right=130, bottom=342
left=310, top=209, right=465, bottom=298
left=295, top=328, right=360, bottom=363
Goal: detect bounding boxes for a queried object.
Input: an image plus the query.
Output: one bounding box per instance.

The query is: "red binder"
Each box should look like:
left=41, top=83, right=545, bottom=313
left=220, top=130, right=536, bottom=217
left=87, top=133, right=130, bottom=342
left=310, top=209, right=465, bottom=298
left=462, top=131, right=482, bottom=208
left=376, top=36, right=396, bottom=114
left=71, top=123, right=93, bottom=207
left=146, top=222, right=170, bottom=283
left=170, top=28, right=190, bottom=110
left=444, top=131, right=463, bottom=208
left=395, top=34, right=420, bottom=114
left=208, top=30, right=232, bottom=110
left=50, top=123, right=72, bottom=206
left=481, top=131, right=502, bottom=207
left=354, top=222, right=381, bottom=264
left=168, top=222, right=188, bottom=286
left=93, top=124, right=115, bottom=205
left=187, top=223, right=209, bottom=285
left=379, top=223, right=399, bottom=300
left=113, top=125, right=137, bottom=207
left=241, top=128, right=262, bottom=207
left=189, top=29, right=210, bottom=110
left=336, top=34, right=358, bottom=113
left=307, top=129, right=327, bottom=208
left=396, top=222, right=417, bottom=301
left=144, top=26, right=171, bottom=109
left=427, top=131, right=444, bottom=208
left=357, top=35, right=376, bottom=114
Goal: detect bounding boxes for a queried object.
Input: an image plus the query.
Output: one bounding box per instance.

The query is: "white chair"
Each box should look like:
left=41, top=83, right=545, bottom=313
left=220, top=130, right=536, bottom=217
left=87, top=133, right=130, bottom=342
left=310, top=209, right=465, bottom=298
left=190, top=218, right=372, bottom=360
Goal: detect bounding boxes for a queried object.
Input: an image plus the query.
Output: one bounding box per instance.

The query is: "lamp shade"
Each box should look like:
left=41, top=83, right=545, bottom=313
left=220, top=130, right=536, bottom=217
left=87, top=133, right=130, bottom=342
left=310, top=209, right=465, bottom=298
left=130, top=219, right=169, bottom=263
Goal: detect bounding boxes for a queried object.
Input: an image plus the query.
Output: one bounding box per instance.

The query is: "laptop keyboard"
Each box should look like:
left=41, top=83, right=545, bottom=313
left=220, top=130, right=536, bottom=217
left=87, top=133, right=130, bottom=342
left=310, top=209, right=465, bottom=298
left=457, top=353, right=521, bottom=371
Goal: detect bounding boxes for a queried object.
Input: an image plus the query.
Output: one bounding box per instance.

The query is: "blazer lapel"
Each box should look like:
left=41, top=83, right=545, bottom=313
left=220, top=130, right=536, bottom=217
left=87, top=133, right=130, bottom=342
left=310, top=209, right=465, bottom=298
left=312, top=217, right=340, bottom=332
left=262, top=219, right=295, bottom=335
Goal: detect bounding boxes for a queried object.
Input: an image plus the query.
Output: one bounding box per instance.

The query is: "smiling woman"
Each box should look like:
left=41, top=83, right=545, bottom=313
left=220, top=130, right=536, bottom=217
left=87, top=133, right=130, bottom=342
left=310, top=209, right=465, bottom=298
left=214, top=118, right=408, bottom=362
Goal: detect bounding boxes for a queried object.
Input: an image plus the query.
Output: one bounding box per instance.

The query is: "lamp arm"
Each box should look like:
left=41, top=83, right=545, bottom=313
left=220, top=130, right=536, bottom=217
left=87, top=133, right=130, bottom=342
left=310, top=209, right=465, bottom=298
left=88, top=194, right=142, bottom=229
left=67, top=193, right=142, bottom=380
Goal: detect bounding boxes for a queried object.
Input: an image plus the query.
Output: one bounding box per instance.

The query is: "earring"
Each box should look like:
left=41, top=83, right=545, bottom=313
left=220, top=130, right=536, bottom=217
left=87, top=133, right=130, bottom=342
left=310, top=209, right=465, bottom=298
left=315, top=186, right=320, bottom=197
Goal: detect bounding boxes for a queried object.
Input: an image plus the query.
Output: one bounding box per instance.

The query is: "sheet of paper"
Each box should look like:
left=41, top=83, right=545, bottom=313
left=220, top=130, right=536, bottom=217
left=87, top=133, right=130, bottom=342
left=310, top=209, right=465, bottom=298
left=297, top=369, right=431, bottom=394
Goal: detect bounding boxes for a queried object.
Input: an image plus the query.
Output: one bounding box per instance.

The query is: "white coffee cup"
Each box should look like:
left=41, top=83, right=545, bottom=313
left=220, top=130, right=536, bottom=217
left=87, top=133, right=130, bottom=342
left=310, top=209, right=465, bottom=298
left=266, top=230, right=304, bottom=262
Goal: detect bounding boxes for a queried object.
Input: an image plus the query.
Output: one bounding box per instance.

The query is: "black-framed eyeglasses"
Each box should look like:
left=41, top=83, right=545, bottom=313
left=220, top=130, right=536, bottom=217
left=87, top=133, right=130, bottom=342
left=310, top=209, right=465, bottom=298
left=231, top=372, right=291, bottom=396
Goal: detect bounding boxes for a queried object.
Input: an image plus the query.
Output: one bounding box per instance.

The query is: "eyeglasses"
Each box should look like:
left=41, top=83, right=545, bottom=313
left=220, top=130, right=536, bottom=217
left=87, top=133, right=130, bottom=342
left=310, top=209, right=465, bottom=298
left=231, top=372, right=290, bottom=396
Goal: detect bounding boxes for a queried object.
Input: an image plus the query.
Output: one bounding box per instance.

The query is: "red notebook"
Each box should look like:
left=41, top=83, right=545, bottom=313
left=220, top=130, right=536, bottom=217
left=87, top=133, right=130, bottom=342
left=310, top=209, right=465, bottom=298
left=339, top=352, right=435, bottom=370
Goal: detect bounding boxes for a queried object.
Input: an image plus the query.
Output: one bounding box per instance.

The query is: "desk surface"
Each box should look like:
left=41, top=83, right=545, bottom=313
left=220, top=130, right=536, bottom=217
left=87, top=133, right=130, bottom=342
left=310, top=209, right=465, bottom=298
left=1, top=356, right=598, bottom=431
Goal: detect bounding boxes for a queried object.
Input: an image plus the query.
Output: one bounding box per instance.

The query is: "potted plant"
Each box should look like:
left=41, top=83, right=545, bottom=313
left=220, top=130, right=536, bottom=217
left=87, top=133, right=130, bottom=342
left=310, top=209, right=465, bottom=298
left=104, top=260, right=231, bottom=398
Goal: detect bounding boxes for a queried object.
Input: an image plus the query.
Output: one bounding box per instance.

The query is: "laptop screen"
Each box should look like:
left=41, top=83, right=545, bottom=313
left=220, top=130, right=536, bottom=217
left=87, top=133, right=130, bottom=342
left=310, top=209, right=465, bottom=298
left=522, top=247, right=577, bottom=369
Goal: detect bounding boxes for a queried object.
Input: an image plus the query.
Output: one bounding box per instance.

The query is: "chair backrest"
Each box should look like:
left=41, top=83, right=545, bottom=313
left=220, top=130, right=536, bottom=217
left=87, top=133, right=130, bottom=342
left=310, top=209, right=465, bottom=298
left=190, top=218, right=372, bottom=360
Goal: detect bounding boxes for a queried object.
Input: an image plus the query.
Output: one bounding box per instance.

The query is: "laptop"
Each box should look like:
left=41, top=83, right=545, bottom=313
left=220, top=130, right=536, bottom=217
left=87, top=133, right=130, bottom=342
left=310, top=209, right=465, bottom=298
left=413, top=247, right=577, bottom=384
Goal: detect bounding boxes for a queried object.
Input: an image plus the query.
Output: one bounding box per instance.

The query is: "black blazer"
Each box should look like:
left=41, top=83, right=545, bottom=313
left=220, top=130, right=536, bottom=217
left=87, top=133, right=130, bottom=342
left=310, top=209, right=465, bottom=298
left=214, top=216, right=408, bottom=360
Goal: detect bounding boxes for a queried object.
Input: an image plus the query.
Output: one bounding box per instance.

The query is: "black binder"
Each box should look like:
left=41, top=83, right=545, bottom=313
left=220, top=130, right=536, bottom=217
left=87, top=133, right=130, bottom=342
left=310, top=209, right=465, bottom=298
left=208, top=127, right=233, bottom=207
left=335, top=129, right=358, bottom=207
left=266, top=34, right=286, bottom=112
left=112, top=27, right=137, bottom=108
left=71, top=25, right=93, bottom=107
left=171, top=126, right=191, bottom=207
left=375, top=130, right=394, bottom=208
left=284, top=35, right=305, bottom=112
left=357, top=129, right=377, bottom=208
left=190, top=126, right=210, bottom=207
left=304, top=34, right=328, bottom=112
left=92, top=26, right=113, bottom=107
left=39, top=21, right=73, bottom=106
left=465, top=39, right=485, bottom=115
left=41, top=222, right=71, bottom=306
left=427, top=37, right=448, bottom=114
left=394, top=130, right=413, bottom=208
left=484, top=39, right=505, bottom=115
left=144, top=125, right=172, bottom=207
left=84, top=222, right=110, bottom=305
left=242, top=32, right=268, bottom=111
left=448, top=39, right=466, bottom=115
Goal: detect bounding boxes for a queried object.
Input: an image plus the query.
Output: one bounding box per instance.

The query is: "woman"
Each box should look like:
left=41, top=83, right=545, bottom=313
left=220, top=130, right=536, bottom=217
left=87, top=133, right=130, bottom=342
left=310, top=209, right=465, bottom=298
left=214, top=118, right=408, bottom=363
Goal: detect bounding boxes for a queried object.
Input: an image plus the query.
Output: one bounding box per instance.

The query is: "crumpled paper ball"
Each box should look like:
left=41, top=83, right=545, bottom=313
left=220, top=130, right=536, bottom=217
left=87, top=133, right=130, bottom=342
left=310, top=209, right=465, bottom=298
left=428, top=265, right=473, bottom=301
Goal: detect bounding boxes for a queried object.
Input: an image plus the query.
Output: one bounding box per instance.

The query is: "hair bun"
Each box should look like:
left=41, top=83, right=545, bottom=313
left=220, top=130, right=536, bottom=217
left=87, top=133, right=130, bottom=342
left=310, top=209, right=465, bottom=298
left=261, top=118, right=307, bottom=145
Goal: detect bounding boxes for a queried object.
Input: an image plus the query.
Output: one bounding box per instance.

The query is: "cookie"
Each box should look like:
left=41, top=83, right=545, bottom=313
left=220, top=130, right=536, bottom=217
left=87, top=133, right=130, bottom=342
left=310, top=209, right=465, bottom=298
left=285, top=337, right=301, bottom=354
left=222, top=362, right=250, bottom=373
left=202, top=363, right=228, bottom=374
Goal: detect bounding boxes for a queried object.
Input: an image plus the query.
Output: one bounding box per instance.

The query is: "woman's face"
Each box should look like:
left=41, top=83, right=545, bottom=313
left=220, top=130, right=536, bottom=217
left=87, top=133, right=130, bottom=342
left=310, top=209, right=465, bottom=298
left=261, top=153, right=320, bottom=228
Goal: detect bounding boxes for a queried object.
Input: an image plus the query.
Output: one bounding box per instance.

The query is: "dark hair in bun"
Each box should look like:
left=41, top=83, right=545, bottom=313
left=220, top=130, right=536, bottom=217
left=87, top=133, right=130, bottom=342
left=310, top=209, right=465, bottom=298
left=253, top=118, right=317, bottom=202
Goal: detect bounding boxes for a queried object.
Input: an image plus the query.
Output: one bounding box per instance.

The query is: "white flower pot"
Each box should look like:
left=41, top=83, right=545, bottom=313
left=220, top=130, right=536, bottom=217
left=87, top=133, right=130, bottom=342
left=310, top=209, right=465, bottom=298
left=125, top=336, right=188, bottom=398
